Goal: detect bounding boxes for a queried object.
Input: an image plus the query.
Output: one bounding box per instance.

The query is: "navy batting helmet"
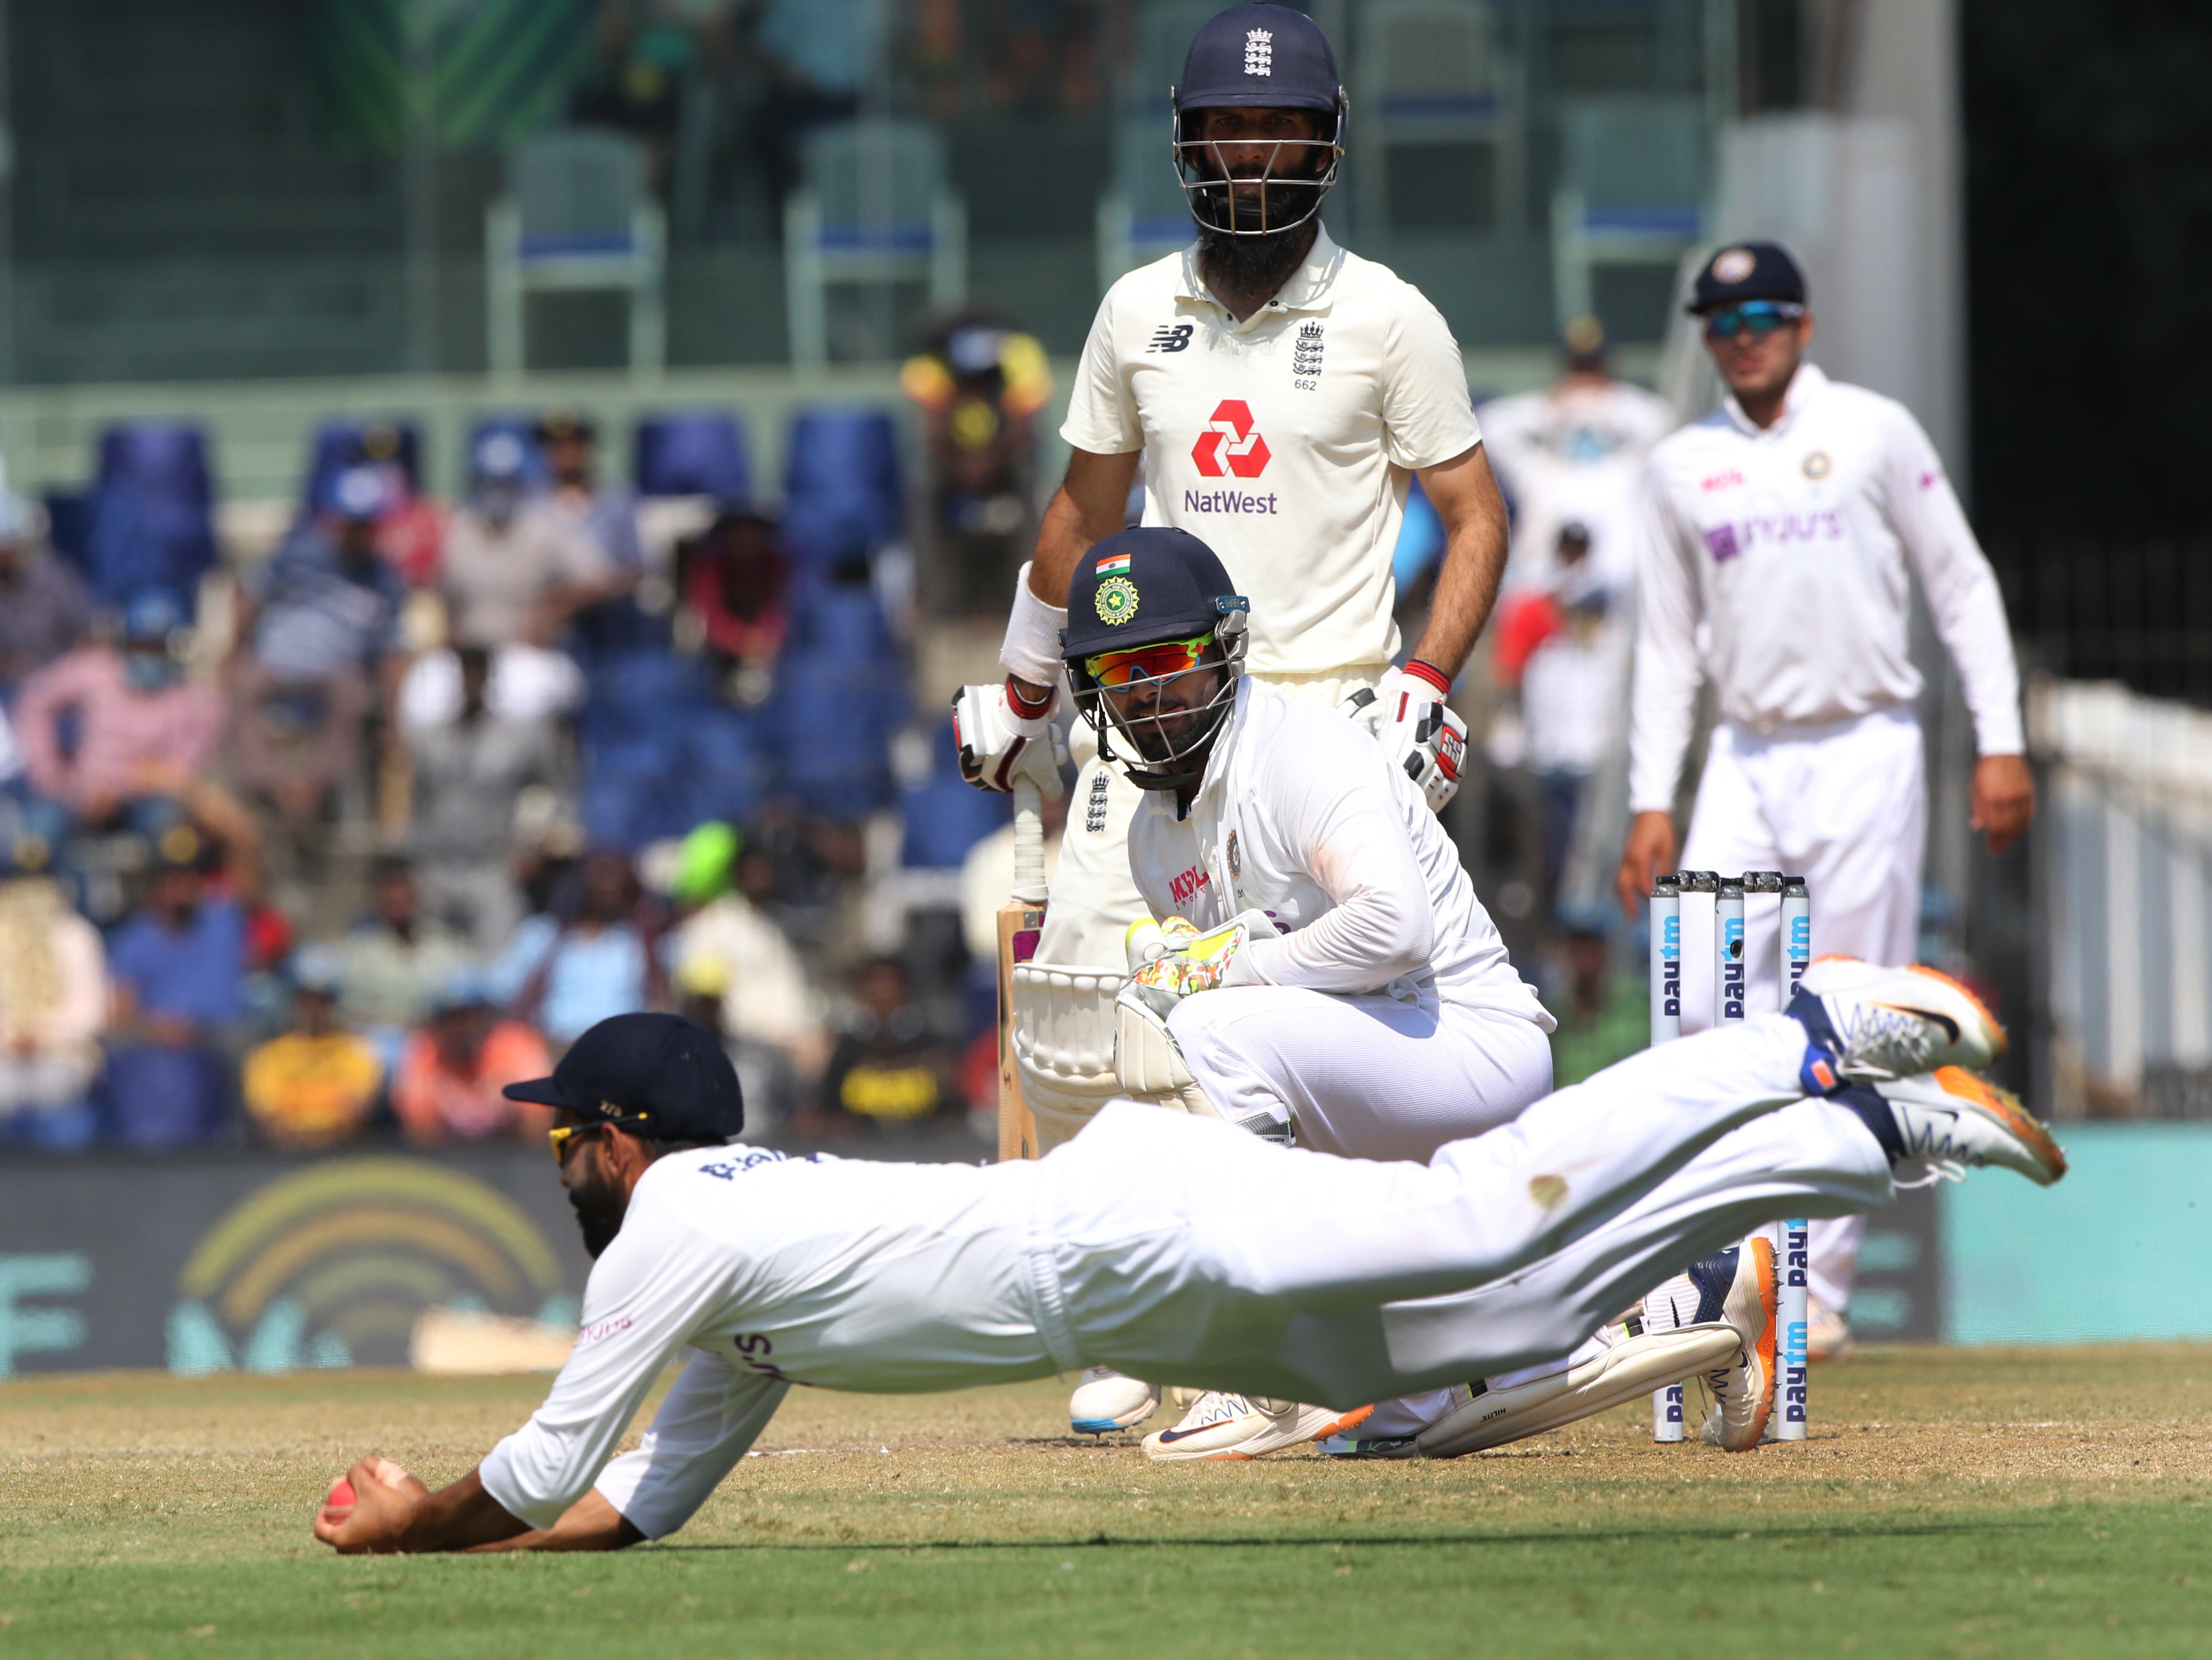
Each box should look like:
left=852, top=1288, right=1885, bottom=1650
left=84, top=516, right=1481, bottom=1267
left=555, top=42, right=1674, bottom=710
left=1171, top=4, right=1346, bottom=238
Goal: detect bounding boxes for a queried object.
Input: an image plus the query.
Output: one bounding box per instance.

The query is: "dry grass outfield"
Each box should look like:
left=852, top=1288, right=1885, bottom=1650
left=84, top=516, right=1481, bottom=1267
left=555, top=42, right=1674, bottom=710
left=4, top=1345, right=2212, bottom=1657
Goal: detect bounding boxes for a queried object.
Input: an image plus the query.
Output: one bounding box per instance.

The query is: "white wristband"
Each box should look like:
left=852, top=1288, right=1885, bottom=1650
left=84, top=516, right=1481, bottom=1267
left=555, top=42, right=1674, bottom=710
left=997, top=561, right=1069, bottom=688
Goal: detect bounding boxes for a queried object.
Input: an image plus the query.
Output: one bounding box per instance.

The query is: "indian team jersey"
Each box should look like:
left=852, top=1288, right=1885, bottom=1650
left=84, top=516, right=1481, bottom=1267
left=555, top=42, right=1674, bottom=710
left=1061, top=230, right=1483, bottom=678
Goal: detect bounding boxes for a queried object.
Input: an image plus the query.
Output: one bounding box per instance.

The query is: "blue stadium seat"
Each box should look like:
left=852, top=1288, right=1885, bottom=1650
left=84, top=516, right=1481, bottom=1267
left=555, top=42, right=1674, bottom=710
left=464, top=414, right=553, bottom=489
left=72, top=423, right=220, bottom=611
left=300, top=420, right=423, bottom=515
left=634, top=412, right=750, bottom=505
left=781, top=409, right=902, bottom=570
left=900, top=719, right=1010, bottom=869
left=768, top=578, right=907, bottom=819
left=577, top=651, right=766, bottom=848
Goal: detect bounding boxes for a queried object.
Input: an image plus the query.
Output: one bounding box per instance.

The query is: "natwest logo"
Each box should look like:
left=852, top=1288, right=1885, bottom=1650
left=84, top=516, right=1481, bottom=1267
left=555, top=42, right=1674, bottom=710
left=1191, top=399, right=1270, bottom=479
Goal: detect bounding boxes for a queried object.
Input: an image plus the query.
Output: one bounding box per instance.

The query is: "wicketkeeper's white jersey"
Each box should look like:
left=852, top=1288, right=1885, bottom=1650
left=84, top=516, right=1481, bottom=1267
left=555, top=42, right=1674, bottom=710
left=1125, top=679, right=1551, bottom=1025
left=1630, top=363, right=2026, bottom=814
left=1062, top=230, right=1484, bottom=679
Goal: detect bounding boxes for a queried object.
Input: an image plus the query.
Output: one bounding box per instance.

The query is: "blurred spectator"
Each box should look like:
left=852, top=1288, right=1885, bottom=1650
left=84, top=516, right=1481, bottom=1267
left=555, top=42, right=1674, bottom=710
left=808, top=955, right=955, bottom=1135
left=538, top=409, right=642, bottom=573
left=441, top=431, right=619, bottom=649
left=391, top=967, right=553, bottom=1144
left=14, top=589, right=226, bottom=830
left=356, top=421, right=446, bottom=588
left=403, top=645, right=564, bottom=952
left=336, top=855, right=473, bottom=1069
left=667, top=821, right=827, bottom=1082
left=0, top=834, right=105, bottom=1150
left=489, top=848, right=664, bottom=1047
left=1491, top=521, right=1631, bottom=920
left=674, top=953, right=799, bottom=1132
left=229, top=467, right=409, bottom=873
left=0, top=491, right=92, bottom=690
left=105, top=826, right=247, bottom=1147
left=1544, top=928, right=1646, bottom=1089
left=676, top=511, right=788, bottom=706
left=241, top=945, right=383, bottom=1150
left=901, top=312, right=1052, bottom=614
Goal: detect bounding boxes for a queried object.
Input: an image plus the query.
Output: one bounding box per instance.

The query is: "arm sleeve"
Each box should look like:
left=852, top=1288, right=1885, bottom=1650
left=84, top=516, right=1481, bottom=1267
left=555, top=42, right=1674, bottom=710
left=1380, top=289, right=1484, bottom=471
left=1879, top=409, right=2026, bottom=757
left=1057, top=287, right=1144, bottom=455
left=1626, top=475, right=1707, bottom=815
left=1239, top=726, right=1435, bottom=993
left=591, top=1348, right=787, bottom=1540
left=477, top=1208, right=735, bottom=1529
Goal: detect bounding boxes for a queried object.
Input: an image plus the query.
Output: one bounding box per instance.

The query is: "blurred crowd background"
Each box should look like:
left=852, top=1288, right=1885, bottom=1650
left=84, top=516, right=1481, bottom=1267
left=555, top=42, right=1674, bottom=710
left=0, top=0, right=2204, bottom=1158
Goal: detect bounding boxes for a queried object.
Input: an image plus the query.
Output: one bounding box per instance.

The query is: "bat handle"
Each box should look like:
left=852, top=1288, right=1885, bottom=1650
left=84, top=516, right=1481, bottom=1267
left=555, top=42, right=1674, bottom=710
left=1011, top=777, right=1047, bottom=904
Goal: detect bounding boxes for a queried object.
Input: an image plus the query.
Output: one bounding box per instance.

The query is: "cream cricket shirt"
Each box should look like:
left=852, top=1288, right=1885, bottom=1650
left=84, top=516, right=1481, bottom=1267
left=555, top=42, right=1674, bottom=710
left=1629, top=363, right=2026, bottom=814
left=1062, top=230, right=1484, bottom=678
left=1126, top=679, right=1551, bottom=1025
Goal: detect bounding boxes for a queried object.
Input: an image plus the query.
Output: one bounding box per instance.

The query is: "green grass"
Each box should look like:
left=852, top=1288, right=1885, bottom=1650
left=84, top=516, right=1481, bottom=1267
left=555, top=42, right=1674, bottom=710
left=5, top=1347, right=2212, bottom=1658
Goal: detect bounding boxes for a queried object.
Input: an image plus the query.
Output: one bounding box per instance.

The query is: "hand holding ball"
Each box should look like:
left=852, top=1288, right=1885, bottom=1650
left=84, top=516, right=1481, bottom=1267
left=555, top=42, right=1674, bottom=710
left=323, top=1477, right=357, bottom=1518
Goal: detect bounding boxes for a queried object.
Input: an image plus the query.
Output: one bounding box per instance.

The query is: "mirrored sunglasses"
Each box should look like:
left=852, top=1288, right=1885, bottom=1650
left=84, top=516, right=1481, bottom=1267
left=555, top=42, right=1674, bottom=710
left=1704, top=301, right=1804, bottom=340
left=1086, top=634, right=1214, bottom=689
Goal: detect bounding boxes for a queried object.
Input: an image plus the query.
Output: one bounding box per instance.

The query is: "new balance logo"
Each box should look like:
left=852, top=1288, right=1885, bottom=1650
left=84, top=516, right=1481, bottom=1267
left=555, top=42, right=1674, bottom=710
left=1244, top=27, right=1273, bottom=75
left=1147, top=323, right=1194, bottom=353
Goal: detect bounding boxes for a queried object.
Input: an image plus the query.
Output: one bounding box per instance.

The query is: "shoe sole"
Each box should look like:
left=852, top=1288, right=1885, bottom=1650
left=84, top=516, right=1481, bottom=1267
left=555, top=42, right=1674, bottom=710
left=1931, top=1065, right=2069, bottom=1184
left=1416, top=1325, right=1741, bottom=1458
left=1144, top=1401, right=1375, bottom=1463
left=1714, top=1235, right=1777, bottom=1452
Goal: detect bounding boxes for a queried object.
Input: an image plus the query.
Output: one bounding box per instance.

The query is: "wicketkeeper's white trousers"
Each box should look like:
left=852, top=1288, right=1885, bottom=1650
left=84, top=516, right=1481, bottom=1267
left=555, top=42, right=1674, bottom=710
left=1032, top=1013, right=1892, bottom=1404
left=1674, top=706, right=1925, bottom=1319
left=1169, top=986, right=1554, bottom=1163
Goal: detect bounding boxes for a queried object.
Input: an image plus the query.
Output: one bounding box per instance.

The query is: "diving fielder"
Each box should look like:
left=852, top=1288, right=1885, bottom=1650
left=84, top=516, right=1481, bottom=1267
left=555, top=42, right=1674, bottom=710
left=954, top=0, right=1510, bottom=1115
left=1615, top=241, right=2035, bottom=1358
left=312, top=982, right=2060, bottom=1553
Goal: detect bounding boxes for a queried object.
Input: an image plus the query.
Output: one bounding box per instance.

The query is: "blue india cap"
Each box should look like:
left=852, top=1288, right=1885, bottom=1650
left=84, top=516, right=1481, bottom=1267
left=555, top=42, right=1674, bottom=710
left=1060, top=526, right=1246, bottom=663
left=1688, top=241, right=1809, bottom=315
left=1176, top=3, right=1341, bottom=112
left=504, top=1011, right=744, bottom=1141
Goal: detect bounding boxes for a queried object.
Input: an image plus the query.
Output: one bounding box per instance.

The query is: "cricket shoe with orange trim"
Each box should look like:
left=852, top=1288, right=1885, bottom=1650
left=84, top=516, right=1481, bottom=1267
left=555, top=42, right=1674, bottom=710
left=1692, top=1236, right=1778, bottom=1452
left=1140, top=1392, right=1374, bottom=1463
left=1069, top=1367, right=1160, bottom=1434
left=1871, top=1067, right=2068, bottom=1187
left=1793, top=958, right=2007, bottom=1084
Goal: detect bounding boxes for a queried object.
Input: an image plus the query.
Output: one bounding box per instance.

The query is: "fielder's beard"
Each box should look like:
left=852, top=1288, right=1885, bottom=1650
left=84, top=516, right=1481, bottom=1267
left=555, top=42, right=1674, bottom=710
left=567, top=1162, right=629, bottom=1260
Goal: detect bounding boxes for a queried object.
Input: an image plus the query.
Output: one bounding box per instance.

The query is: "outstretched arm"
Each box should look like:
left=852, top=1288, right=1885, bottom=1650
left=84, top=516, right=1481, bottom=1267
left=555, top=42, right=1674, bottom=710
left=314, top=1459, right=531, bottom=1555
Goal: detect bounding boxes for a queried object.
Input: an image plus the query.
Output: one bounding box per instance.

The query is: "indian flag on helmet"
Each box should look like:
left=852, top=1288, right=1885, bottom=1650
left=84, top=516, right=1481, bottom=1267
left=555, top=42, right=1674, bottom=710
left=1095, top=552, right=1133, bottom=575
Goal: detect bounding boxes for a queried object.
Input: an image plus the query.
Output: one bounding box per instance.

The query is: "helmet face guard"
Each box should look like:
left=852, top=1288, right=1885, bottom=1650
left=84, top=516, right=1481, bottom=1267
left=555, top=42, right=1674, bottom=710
left=1069, top=603, right=1249, bottom=792
left=1170, top=97, right=1346, bottom=238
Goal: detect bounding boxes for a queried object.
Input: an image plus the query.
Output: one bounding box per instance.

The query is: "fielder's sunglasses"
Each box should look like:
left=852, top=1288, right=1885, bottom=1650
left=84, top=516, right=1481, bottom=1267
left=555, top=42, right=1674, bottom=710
left=547, top=1122, right=601, bottom=1161
left=1086, top=633, right=1213, bottom=688
left=1704, top=301, right=1805, bottom=340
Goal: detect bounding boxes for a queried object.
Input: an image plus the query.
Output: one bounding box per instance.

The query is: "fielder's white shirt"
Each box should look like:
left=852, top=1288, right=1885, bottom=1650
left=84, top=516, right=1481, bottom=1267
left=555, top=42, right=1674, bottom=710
left=1062, top=230, right=1484, bottom=678
left=1478, top=378, right=1675, bottom=591
left=1629, top=363, right=2025, bottom=814
left=1126, top=679, right=1551, bottom=1025
left=478, top=1147, right=1053, bottom=1539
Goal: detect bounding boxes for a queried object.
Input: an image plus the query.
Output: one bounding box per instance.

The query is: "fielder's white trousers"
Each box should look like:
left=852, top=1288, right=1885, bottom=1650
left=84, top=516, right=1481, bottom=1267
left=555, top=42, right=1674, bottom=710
left=1675, top=705, right=1924, bottom=1314
left=1031, top=1014, right=1892, bottom=1405
left=1169, top=987, right=1554, bottom=1163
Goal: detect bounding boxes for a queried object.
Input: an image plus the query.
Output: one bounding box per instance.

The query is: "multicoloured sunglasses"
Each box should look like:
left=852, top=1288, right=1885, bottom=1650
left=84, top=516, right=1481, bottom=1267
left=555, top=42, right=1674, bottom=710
left=1085, top=633, right=1214, bottom=689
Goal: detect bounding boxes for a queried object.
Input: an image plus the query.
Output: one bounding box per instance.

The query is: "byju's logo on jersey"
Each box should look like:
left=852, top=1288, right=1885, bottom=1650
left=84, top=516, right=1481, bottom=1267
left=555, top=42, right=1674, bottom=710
left=1148, top=323, right=1194, bottom=354
left=1191, top=399, right=1271, bottom=479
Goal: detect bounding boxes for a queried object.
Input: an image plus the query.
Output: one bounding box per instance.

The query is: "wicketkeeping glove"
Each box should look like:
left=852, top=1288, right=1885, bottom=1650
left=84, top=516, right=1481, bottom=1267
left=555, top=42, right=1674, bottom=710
left=1347, top=660, right=1468, bottom=813
left=1124, top=910, right=1278, bottom=1018
left=952, top=678, right=1068, bottom=796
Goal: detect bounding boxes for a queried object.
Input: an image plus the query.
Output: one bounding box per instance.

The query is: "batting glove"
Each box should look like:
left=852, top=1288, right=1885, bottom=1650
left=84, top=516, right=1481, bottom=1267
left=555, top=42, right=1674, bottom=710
left=952, top=678, right=1067, bottom=796
left=1349, top=661, right=1468, bottom=813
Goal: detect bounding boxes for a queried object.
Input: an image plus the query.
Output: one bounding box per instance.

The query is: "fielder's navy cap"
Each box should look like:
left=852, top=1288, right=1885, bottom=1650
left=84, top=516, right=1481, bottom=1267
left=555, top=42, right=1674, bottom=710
left=1061, top=527, right=1247, bottom=663
left=1688, top=241, right=1808, bottom=314
left=1176, top=3, right=1340, bottom=112
left=504, top=1012, right=744, bottom=1141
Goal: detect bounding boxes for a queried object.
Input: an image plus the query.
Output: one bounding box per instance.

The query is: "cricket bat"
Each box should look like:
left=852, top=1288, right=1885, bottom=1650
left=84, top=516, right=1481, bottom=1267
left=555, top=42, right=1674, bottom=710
left=995, top=776, right=1047, bottom=1161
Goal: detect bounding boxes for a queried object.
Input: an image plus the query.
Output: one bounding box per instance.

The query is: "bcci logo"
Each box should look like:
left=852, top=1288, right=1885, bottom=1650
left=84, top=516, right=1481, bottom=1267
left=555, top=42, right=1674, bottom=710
left=1192, top=398, right=1270, bottom=479
left=1095, top=575, right=1140, bottom=626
